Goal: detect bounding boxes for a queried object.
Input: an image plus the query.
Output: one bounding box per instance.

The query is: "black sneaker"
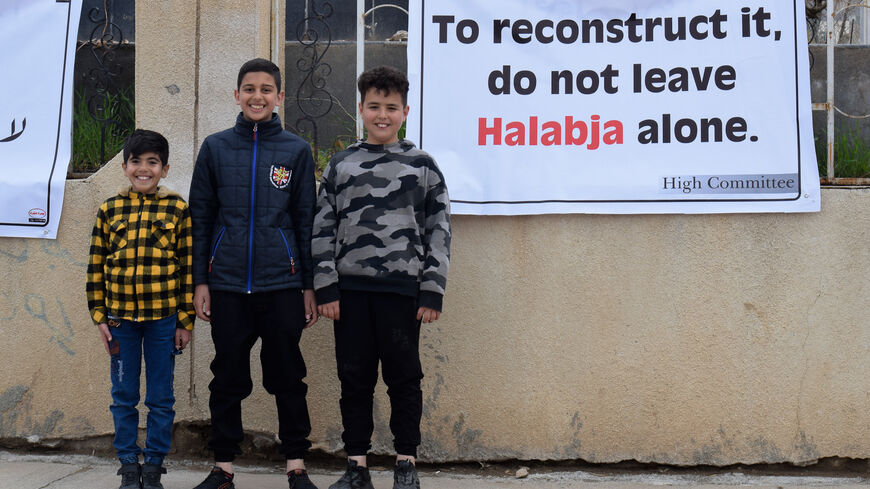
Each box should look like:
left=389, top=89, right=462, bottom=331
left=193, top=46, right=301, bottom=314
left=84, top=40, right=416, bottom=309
left=142, top=464, right=166, bottom=489
left=328, top=459, right=374, bottom=489
left=288, top=468, right=319, bottom=489
left=192, top=466, right=235, bottom=489
left=392, top=460, right=420, bottom=489
left=117, top=462, right=141, bottom=489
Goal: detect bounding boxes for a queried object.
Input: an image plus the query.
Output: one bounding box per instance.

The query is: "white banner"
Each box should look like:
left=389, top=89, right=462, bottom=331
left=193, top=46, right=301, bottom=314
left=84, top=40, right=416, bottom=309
left=407, top=0, right=821, bottom=215
left=0, top=0, right=81, bottom=238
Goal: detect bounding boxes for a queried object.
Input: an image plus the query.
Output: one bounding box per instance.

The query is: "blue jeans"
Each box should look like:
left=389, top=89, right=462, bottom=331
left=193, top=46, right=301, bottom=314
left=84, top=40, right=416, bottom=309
left=109, top=314, right=177, bottom=466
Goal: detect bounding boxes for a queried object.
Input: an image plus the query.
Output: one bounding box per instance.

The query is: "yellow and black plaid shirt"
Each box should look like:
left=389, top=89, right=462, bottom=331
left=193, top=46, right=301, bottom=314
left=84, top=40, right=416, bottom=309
left=86, top=186, right=195, bottom=330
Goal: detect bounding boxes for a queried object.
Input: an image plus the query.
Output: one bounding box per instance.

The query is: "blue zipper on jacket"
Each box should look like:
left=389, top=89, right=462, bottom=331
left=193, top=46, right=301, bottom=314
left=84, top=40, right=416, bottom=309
left=277, top=228, right=296, bottom=275
left=208, top=226, right=226, bottom=273
left=247, top=123, right=258, bottom=293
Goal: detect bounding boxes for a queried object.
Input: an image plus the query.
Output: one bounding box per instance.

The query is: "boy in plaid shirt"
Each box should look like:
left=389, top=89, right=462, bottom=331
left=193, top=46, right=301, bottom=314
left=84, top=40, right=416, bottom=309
left=86, top=129, right=194, bottom=489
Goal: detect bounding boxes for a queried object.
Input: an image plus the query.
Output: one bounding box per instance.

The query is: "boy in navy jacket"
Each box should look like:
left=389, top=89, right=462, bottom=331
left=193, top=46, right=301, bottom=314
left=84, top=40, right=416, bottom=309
left=189, top=58, right=319, bottom=489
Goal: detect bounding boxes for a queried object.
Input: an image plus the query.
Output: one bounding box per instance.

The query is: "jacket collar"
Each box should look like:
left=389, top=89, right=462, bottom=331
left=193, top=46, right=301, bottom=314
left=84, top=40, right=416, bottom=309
left=118, top=184, right=180, bottom=199
left=233, top=112, right=284, bottom=137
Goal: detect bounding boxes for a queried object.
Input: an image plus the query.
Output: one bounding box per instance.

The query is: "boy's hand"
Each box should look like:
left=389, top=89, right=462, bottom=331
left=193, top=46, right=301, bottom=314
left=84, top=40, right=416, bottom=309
left=97, top=323, right=113, bottom=354
left=175, top=328, right=192, bottom=350
left=303, top=289, right=318, bottom=328
left=318, top=300, right=340, bottom=321
left=417, top=307, right=441, bottom=324
left=194, top=284, right=211, bottom=321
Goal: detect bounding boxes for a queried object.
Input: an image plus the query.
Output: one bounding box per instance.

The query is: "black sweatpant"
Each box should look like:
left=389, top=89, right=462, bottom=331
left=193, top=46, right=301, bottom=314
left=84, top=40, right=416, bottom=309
left=207, top=289, right=312, bottom=461
left=333, top=289, right=423, bottom=457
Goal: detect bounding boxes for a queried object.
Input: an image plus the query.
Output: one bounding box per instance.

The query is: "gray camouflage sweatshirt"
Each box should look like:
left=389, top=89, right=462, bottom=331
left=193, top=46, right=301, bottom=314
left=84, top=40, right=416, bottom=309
left=312, top=139, right=451, bottom=311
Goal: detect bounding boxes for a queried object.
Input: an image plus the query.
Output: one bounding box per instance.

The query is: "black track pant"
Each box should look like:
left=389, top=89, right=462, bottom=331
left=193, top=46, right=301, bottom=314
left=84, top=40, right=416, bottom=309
left=334, top=289, right=423, bottom=457
left=207, top=289, right=312, bottom=461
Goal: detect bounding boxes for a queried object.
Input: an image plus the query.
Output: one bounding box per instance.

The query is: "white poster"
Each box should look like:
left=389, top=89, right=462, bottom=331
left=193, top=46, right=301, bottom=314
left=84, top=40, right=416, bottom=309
left=0, top=0, right=81, bottom=238
left=407, top=0, right=821, bottom=215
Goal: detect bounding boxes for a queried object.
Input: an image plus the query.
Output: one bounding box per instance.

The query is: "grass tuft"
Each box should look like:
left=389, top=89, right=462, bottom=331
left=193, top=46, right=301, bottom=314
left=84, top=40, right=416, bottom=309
left=815, top=123, right=870, bottom=179
left=71, top=88, right=135, bottom=172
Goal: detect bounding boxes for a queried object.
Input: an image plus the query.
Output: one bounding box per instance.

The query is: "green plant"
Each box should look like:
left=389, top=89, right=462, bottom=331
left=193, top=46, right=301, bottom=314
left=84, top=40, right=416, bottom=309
left=815, top=123, right=870, bottom=179
left=71, top=88, right=135, bottom=172
left=310, top=135, right=354, bottom=180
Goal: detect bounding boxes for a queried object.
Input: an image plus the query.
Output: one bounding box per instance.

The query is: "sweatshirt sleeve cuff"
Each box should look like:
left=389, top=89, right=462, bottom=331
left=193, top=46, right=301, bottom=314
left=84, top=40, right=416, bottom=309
left=315, top=283, right=340, bottom=304
left=418, top=291, right=443, bottom=312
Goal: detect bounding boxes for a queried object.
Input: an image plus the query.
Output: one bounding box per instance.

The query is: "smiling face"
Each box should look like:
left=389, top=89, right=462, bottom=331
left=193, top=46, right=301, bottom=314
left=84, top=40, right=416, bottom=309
left=122, top=151, right=168, bottom=195
left=235, top=71, right=284, bottom=123
left=359, top=87, right=409, bottom=145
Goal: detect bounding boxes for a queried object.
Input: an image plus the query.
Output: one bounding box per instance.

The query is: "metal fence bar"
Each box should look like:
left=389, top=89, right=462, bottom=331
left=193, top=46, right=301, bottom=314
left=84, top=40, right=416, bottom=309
left=274, top=0, right=282, bottom=66
left=827, top=3, right=836, bottom=180
left=357, top=0, right=364, bottom=138
left=356, top=2, right=409, bottom=139
left=865, top=6, right=870, bottom=41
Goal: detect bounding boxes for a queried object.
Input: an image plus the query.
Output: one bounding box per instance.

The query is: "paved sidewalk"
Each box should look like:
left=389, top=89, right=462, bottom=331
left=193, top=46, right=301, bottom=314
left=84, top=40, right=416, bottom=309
left=1, top=451, right=869, bottom=489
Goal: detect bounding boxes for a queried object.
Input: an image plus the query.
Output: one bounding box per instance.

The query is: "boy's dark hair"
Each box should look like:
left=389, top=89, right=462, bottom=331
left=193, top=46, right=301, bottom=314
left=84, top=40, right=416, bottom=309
left=358, top=65, right=409, bottom=106
left=123, top=129, right=169, bottom=166
left=237, top=58, right=282, bottom=93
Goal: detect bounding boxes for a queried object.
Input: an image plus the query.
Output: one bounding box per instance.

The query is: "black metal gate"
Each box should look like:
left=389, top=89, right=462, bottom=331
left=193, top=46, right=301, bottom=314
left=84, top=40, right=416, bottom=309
left=72, top=0, right=135, bottom=174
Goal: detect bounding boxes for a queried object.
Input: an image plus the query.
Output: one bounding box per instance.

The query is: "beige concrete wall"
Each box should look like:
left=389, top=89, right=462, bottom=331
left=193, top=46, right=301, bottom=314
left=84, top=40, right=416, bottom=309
left=1, top=0, right=869, bottom=466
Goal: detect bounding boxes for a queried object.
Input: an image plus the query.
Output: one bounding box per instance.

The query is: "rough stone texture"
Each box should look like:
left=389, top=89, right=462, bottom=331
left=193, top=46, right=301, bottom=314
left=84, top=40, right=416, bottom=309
left=1, top=1, right=870, bottom=467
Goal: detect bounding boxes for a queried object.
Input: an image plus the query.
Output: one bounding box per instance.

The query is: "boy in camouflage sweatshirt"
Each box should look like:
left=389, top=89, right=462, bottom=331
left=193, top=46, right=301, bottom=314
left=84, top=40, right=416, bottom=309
left=313, top=66, right=450, bottom=489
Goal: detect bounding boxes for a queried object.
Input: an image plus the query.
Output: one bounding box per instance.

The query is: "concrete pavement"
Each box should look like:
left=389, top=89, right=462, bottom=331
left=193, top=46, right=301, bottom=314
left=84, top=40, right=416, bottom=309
left=1, top=451, right=869, bottom=489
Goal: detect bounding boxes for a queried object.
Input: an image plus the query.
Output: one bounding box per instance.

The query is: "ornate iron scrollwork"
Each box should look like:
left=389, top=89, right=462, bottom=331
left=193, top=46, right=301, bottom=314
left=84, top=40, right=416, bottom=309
left=82, top=5, right=127, bottom=167
left=291, top=0, right=335, bottom=154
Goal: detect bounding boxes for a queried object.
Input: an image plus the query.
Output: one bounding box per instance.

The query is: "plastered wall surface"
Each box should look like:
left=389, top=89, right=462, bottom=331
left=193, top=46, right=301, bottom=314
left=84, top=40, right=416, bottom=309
left=1, top=0, right=869, bottom=466
left=3, top=184, right=868, bottom=465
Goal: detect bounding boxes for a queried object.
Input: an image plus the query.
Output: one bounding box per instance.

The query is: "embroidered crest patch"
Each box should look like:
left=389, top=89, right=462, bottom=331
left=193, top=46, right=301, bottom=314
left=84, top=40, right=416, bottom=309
left=270, top=165, right=292, bottom=189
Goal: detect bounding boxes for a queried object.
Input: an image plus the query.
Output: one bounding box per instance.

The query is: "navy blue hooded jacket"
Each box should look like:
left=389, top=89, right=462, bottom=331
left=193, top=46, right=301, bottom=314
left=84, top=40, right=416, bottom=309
left=189, top=113, right=316, bottom=293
